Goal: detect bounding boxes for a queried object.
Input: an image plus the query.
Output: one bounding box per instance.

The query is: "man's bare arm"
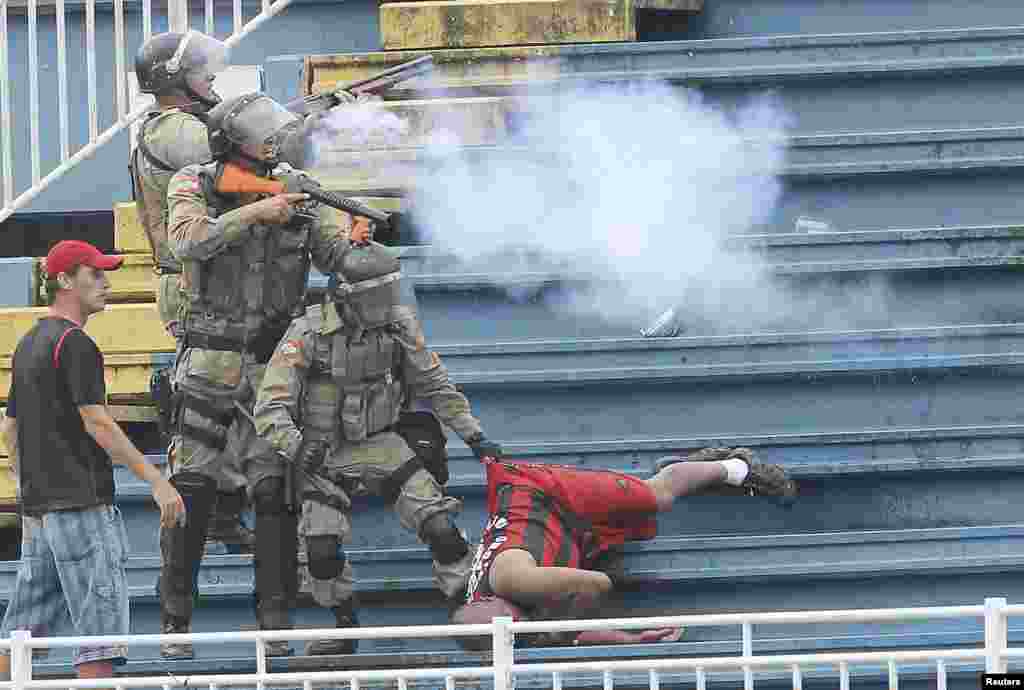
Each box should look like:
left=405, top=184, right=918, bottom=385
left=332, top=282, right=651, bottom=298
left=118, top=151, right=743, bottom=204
left=1, top=414, right=17, bottom=482
left=489, top=548, right=613, bottom=607
left=79, top=405, right=184, bottom=527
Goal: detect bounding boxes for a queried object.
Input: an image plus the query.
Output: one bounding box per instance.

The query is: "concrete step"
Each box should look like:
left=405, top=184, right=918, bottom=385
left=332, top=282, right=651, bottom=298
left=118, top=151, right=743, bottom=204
left=308, top=125, right=1024, bottom=195
left=6, top=525, right=1024, bottom=601
left=107, top=448, right=1024, bottom=556
left=309, top=28, right=1024, bottom=135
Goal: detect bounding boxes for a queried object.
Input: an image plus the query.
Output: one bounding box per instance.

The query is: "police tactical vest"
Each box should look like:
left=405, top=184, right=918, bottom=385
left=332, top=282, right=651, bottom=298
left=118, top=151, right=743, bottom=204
left=129, top=110, right=185, bottom=274
left=182, top=162, right=312, bottom=354
left=301, top=308, right=404, bottom=445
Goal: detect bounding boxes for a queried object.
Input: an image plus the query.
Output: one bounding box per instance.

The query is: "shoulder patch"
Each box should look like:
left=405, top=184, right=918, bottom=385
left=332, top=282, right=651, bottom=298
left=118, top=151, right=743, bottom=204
left=272, top=338, right=306, bottom=368
left=169, top=172, right=201, bottom=196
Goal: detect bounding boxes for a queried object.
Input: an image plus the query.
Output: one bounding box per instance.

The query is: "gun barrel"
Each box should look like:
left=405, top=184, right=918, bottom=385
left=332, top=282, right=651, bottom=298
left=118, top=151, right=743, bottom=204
left=306, top=186, right=392, bottom=226
left=344, top=55, right=433, bottom=95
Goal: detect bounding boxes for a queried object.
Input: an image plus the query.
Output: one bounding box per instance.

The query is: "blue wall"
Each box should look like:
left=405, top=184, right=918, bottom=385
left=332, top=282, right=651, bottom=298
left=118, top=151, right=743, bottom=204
left=1, top=0, right=380, bottom=214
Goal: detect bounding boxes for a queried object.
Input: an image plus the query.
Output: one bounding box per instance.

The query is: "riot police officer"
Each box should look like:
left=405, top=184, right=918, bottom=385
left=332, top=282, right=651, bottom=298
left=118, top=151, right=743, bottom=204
left=131, top=32, right=256, bottom=583
left=253, top=241, right=500, bottom=654
left=162, top=92, right=362, bottom=657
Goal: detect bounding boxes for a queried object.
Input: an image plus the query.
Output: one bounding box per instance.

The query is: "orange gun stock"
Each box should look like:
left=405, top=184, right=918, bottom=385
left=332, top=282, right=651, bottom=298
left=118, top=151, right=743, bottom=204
left=214, top=162, right=393, bottom=229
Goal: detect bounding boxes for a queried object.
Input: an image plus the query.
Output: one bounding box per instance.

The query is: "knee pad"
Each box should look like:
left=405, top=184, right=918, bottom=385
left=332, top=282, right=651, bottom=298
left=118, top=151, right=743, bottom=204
left=420, top=513, right=469, bottom=565
left=252, top=477, right=287, bottom=515
left=307, top=535, right=345, bottom=580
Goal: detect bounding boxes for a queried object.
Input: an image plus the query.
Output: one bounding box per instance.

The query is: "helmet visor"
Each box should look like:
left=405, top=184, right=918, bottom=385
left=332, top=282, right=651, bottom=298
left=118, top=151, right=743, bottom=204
left=179, top=32, right=230, bottom=77
left=226, top=96, right=300, bottom=148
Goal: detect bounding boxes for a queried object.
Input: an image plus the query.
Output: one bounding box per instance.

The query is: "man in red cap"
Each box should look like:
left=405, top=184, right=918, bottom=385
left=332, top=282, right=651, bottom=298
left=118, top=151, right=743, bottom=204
left=0, top=240, right=184, bottom=681
left=450, top=449, right=797, bottom=649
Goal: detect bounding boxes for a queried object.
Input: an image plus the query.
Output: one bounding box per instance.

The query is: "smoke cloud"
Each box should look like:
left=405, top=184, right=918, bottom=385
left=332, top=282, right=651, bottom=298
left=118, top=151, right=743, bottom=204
left=311, top=82, right=902, bottom=335
left=410, top=81, right=796, bottom=334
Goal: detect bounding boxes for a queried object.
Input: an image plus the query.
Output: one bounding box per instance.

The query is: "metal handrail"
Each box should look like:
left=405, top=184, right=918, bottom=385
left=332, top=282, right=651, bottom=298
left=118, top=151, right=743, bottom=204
left=0, top=0, right=295, bottom=225
left=0, top=598, right=1017, bottom=690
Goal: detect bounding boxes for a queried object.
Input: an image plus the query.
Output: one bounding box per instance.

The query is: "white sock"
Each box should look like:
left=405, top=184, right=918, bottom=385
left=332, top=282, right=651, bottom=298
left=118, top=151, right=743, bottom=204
left=719, top=458, right=749, bottom=486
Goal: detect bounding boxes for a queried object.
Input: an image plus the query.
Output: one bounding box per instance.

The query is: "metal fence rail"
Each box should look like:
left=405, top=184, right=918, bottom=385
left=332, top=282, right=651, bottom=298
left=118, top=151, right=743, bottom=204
left=0, top=0, right=294, bottom=225
left=0, top=598, right=1019, bottom=690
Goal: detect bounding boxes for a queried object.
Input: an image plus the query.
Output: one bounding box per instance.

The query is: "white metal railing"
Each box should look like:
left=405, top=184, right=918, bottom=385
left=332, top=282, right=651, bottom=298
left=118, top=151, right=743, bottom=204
left=0, top=0, right=294, bottom=225
left=0, top=598, right=1021, bottom=690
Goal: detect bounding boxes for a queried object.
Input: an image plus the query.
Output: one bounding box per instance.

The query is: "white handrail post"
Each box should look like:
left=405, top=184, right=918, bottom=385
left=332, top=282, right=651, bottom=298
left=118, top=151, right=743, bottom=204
left=0, top=0, right=12, bottom=207
left=168, top=0, right=189, bottom=34
left=742, top=621, right=754, bottom=690
left=492, top=616, right=514, bottom=690
left=985, top=597, right=1009, bottom=673
left=10, top=630, right=32, bottom=690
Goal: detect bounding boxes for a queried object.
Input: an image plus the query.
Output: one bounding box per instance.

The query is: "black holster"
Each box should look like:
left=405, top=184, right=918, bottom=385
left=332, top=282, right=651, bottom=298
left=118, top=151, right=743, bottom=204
left=150, top=367, right=180, bottom=445
left=394, top=410, right=449, bottom=485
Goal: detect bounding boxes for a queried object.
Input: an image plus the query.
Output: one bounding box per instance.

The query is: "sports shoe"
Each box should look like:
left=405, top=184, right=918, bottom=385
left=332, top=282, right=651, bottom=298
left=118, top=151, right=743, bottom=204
left=740, top=459, right=798, bottom=502
left=160, top=614, right=194, bottom=660
left=655, top=447, right=798, bottom=504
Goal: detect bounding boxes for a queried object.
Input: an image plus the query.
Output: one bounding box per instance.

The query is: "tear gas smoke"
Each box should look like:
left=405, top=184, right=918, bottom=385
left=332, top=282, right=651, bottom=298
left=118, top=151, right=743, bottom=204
left=310, top=82, right=900, bottom=335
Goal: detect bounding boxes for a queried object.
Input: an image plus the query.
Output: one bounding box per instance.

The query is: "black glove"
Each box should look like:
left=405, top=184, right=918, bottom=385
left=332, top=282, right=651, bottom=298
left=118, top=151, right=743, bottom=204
left=466, top=434, right=502, bottom=461
left=297, top=439, right=329, bottom=475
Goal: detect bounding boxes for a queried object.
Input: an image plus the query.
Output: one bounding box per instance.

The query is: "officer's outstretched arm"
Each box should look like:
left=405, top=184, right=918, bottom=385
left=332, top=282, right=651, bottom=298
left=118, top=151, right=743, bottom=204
left=252, top=320, right=309, bottom=462
left=308, top=204, right=356, bottom=274
left=397, top=314, right=483, bottom=442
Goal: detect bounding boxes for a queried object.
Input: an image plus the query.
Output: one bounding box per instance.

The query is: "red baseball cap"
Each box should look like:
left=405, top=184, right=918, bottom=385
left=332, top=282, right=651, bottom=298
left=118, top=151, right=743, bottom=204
left=45, top=240, right=123, bottom=278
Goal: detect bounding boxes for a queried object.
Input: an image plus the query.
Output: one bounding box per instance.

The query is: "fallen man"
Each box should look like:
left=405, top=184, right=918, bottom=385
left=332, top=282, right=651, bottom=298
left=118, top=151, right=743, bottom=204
left=450, top=448, right=798, bottom=648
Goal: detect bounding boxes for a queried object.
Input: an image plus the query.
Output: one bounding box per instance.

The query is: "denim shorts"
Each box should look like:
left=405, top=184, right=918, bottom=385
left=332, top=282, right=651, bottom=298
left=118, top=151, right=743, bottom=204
left=1, top=505, right=130, bottom=666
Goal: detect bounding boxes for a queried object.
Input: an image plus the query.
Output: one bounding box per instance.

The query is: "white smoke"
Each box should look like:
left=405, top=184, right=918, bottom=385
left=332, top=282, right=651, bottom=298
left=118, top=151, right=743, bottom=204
left=407, top=81, right=797, bottom=333
left=309, top=99, right=411, bottom=154
left=309, top=81, right=902, bottom=335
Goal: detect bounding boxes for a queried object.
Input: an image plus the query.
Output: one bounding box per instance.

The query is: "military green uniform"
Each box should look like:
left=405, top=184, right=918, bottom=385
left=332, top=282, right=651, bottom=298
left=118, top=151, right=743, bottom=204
left=253, top=297, right=482, bottom=604
left=131, top=108, right=255, bottom=557
left=164, top=161, right=355, bottom=645
left=130, top=108, right=210, bottom=339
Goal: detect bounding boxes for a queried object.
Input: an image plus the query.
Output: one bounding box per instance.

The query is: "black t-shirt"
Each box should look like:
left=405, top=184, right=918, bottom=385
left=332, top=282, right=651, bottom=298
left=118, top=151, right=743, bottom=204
left=7, top=317, right=114, bottom=515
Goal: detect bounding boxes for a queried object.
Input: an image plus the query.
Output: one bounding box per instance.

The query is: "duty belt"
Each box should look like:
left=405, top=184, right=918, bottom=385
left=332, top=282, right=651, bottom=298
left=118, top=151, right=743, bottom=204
left=185, top=322, right=291, bottom=364
left=184, top=331, right=246, bottom=354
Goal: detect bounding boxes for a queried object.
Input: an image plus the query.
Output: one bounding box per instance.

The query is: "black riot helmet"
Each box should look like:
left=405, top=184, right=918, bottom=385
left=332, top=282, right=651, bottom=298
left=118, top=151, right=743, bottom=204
left=331, top=242, right=403, bottom=329
left=135, top=31, right=228, bottom=113
left=206, top=92, right=306, bottom=169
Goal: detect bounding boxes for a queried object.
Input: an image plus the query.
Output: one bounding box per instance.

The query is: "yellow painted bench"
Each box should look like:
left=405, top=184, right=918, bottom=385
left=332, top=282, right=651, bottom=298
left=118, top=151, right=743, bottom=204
left=0, top=304, right=174, bottom=360
left=379, top=0, right=702, bottom=50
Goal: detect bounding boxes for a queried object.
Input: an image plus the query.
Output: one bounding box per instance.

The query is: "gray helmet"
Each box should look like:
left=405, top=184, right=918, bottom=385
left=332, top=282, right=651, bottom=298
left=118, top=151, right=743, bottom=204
left=135, top=31, right=228, bottom=111
left=206, top=92, right=303, bottom=167
left=331, top=242, right=403, bottom=329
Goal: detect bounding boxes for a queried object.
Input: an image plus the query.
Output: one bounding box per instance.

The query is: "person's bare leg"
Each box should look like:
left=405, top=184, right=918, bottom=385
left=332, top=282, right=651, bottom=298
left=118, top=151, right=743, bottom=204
left=645, top=461, right=732, bottom=511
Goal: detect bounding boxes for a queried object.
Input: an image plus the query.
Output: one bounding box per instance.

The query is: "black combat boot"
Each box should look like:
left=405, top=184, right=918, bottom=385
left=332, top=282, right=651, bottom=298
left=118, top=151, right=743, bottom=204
left=160, top=611, right=194, bottom=659
left=256, top=596, right=294, bottom=657
left=305, top=598, right=359, bottom=655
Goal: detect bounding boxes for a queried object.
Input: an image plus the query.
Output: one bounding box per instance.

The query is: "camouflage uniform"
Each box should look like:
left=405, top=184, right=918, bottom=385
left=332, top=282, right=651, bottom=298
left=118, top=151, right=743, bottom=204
left=130, top=108, right=210, bottom=338
left=164, top=161, right=355, bottom=654
left=130, top=109, right=254, bottom=557
left=253, top=284, right=483, bottom=637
